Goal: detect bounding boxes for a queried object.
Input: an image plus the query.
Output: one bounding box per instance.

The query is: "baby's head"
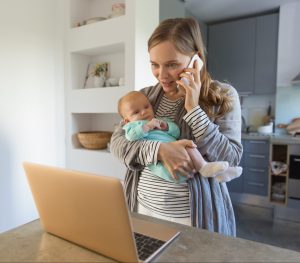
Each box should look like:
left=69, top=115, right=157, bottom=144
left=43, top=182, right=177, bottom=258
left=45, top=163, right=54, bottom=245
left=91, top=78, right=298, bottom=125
left=118, top=91, right=154, bottom=123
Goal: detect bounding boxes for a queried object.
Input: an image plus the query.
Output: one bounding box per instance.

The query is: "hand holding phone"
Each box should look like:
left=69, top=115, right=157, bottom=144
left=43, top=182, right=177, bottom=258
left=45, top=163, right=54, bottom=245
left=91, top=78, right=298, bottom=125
left=180, top=54, right=203, bottom=86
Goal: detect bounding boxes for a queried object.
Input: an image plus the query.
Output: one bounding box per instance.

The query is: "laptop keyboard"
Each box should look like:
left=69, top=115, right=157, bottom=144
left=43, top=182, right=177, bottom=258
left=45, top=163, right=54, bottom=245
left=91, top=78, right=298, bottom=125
left=134, top=232, right=166, bottom=261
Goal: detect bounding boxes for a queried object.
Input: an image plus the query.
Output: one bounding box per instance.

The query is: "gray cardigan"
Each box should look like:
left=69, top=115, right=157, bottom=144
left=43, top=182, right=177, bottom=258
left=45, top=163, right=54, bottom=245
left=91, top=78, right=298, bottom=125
left=110, top=82, right=243, bottom=236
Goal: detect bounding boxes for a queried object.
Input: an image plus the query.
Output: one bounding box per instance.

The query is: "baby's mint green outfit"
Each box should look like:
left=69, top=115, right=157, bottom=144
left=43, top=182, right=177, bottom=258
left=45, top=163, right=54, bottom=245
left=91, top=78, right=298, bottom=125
left=123, top=119, right=186, bottom=183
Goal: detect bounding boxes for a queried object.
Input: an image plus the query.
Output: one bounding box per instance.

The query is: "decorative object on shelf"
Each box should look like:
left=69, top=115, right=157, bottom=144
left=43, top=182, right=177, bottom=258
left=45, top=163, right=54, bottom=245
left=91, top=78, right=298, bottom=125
left=110, top=3, right=125, bottom=18
left=105, top=79, right=111, bottom=87
left=118, top=77, right=124, bottom=86
left=94, top=76, right=105, bottom=87
left=108, top=77, right=119, bottom=86
left=270, top=161, right=288, bottom=175
left=84, top=62, right=109, bottom=88
left=77, top=131, right=113, bottom=150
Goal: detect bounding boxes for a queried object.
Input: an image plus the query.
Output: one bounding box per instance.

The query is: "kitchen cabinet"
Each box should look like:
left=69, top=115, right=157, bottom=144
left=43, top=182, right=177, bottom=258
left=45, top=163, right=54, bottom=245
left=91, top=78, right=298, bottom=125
left=227, top=141, right=245, bottom=193
left=207, top=13, right=278, bottom=95
left=208, top=18, right=255, bottom=95
left=64, top=0, right=159, bottom=178
left=254, top=14, right=278, bottom=94
left=228, top=139, right=269, bottom=196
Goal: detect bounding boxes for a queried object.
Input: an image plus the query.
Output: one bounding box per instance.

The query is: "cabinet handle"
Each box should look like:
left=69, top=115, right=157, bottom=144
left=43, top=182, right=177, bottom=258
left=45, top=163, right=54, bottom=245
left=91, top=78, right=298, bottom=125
left=249, top=140, right=266, bottom=144
left=247, top=182, right=264, bottom=187
left=293, top=158, right=300, bottom=162
left=249, top=168, right=265, bottom=173
left=249, top=154, right=266, bottom=159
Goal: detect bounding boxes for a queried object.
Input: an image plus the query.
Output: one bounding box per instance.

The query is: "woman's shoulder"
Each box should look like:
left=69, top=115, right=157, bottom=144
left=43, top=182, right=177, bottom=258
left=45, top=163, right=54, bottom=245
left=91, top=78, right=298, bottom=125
left=139, top=83, right=164, bottom=106
left=140, top=83, right=161, bottom=96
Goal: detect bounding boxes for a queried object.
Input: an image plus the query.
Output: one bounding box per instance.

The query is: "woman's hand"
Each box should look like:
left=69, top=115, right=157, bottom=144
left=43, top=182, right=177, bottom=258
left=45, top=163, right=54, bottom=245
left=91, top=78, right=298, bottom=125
left=157, top=139, right=197, bottom=180
left=176, top=59, right=202, bottom=112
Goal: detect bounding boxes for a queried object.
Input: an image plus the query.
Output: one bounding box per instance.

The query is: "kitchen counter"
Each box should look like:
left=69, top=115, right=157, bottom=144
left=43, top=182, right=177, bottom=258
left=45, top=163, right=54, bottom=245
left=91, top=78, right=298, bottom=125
left=1, top=214, right=300, bottom=262
left=242, top=132, right=300, bottom=144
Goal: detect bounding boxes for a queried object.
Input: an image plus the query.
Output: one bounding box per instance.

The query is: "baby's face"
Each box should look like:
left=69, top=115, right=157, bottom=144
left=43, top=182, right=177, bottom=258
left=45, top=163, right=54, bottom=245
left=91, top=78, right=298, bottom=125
left=123, top=94, right=154, bottom=123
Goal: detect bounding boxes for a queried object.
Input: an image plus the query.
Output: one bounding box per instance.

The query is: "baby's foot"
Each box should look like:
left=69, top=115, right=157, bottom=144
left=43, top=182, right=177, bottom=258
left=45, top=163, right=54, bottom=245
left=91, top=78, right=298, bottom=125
left=199, top=161, right=229, bottom=178
left=215, top=166, right=243, bottom=183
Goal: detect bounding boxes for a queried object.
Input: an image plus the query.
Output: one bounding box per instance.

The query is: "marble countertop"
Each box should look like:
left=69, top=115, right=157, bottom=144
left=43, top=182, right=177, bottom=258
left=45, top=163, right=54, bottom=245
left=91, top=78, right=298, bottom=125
left=1, top=214, right=300, bottom=262
left=242, top=132, right=300, bottom=144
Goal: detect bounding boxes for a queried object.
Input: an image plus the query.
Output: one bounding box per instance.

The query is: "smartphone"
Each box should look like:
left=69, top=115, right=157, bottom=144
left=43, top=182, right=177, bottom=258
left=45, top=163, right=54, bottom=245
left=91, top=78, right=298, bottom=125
left=180, top=54, right=203, bottom=86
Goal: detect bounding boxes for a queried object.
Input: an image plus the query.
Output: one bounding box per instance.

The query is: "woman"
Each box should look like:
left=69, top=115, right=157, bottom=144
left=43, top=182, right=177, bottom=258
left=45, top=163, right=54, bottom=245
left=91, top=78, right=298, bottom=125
left=110, top=17, right=242, bottom=236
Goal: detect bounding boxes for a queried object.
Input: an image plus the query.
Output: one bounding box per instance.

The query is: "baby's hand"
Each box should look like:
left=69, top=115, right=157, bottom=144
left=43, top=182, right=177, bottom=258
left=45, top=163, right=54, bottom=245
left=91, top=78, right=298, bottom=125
left=158, top=120, right=168, bottom=130
left=144, top=118, right=168, bottom=132
left=143, top=118, right=159, bottom=132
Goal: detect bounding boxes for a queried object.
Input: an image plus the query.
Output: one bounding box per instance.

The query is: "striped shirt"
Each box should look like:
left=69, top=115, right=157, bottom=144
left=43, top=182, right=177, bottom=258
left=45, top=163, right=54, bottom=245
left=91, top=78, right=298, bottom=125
left=137, top=95, right=209, bottom=218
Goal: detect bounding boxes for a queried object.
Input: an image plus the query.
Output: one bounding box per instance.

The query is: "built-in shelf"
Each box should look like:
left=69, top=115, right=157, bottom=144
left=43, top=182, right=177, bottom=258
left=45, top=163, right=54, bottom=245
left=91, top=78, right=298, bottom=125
left=65, top=0, right=158, bottom=177
left=69, top=44, right=125, bottom=90
left=271, top=173, right=288, bottom=177
left=69, top=0, right=126, bottom=29
left=269, top=144, right=288, bottom=205
left=71, top=112, right=120, bottom=131
left=67, top=19, right=127, bottom=53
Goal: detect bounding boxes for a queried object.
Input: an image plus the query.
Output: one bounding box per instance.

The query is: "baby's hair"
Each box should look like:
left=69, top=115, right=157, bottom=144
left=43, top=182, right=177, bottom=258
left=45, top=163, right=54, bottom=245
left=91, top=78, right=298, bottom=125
left=117, top=91, right=147, bottom=117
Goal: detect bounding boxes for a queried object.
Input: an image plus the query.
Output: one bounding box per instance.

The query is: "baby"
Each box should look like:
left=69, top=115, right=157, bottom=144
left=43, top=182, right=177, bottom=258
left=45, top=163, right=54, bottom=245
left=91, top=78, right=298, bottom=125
left=118, top=91, right=242, bottom=183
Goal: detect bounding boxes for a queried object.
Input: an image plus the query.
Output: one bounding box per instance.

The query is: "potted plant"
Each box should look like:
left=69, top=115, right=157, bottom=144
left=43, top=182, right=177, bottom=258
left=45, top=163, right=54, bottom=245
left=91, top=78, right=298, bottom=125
left=92, top=63, right=108, bottom=87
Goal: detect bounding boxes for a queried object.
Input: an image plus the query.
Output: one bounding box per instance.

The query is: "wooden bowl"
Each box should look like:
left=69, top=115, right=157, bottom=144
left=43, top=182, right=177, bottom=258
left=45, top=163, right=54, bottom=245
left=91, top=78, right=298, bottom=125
left=77, top=131, right=113, bottom=149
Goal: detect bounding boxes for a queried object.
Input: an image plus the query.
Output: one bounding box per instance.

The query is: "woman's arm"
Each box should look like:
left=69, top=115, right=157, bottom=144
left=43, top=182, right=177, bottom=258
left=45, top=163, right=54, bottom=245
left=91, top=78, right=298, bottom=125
left=184, top=85, right=242, bottom=166
left=157, top=139, right=197, bottom=178
left=110, top=124, right=161, bottom=171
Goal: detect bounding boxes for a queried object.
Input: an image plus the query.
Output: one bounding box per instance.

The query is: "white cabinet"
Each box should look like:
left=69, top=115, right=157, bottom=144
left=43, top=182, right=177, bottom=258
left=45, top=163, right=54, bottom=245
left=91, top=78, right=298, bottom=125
left=64, top=0, right=159, bottom=178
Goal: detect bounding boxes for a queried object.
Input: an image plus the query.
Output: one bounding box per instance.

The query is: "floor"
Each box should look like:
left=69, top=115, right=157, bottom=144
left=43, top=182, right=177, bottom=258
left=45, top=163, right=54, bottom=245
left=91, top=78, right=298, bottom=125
left=234, top=203, right=300, bottom=252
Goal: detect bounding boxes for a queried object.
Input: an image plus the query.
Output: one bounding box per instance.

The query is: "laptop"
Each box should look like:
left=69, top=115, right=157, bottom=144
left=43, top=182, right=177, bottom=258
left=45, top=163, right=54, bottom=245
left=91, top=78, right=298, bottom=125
left=23, top=162, right=180, bottom=262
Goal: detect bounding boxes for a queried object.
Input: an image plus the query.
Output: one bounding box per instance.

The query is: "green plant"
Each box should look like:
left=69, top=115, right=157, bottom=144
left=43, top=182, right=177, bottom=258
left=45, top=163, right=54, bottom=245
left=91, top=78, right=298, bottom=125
left=92, top=63, right=108, bottom=77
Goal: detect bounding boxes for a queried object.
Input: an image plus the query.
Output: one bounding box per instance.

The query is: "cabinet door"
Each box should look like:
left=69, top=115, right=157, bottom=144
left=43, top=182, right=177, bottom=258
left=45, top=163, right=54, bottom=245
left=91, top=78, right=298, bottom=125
left=208, top=18, right=256, bottom=95
left=254, top=13, right=278, bottom=94
left=227, top=152, right=244, bottom=193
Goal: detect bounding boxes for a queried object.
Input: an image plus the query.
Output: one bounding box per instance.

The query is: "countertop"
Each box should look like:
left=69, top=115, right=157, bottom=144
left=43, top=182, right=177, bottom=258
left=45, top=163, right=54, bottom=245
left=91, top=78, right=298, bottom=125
left=1, top=214, right=300, bottom=262
left=242, top=132, right=300, bottom=144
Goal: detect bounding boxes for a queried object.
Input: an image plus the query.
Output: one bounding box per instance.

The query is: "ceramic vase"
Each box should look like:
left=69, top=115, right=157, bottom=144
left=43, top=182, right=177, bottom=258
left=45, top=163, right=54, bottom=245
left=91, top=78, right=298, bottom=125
left=94, top=76, right=105, bottom=87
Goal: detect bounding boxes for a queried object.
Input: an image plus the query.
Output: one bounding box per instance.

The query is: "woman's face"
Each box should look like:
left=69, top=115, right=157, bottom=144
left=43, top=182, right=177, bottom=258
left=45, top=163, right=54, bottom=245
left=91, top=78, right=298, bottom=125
left=149, top=41, right=191, bottom=95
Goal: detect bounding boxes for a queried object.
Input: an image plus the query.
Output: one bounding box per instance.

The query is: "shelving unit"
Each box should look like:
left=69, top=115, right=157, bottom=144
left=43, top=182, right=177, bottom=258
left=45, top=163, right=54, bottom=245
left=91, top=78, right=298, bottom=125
left=64, top=0, right=159, bottom=179
left=269, top=144, right=289, bottom=205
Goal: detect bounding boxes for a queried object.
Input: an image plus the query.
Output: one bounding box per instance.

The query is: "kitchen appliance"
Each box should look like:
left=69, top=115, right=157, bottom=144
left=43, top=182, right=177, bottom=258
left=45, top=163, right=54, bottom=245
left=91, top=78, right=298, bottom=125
left=288, top=155, right=300, bottom=200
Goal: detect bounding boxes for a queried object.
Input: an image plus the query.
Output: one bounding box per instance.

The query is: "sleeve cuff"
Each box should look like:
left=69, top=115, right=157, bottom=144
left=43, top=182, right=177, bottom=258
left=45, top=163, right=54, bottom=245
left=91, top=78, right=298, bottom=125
left=183, top=105, right=210, bottom=140
left=138, top=141, right=161, bottom=166
left=152, top=141, right=161, bottom=165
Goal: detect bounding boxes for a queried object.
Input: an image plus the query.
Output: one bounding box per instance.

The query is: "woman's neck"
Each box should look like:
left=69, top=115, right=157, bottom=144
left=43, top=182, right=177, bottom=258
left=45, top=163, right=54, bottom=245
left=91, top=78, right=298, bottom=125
left=164, top=88, right=185, bottom=101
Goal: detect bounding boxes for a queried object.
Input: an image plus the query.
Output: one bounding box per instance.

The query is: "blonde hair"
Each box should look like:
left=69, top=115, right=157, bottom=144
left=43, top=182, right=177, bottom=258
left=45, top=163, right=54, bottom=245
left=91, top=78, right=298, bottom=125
left=148, top=17, right=232, bottom=118
left=117, top=91, right=147, bottom=118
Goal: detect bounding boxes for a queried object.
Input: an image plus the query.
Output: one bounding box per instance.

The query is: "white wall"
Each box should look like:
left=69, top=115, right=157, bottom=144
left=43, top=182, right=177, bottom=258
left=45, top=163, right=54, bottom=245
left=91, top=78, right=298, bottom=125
left=275, top=2, right=300, bottom=126
left=277, top=2, right=300, bottom=86
left=0, top=0, right=65, bottom=233
left=133, top=0, right=159, bottom=90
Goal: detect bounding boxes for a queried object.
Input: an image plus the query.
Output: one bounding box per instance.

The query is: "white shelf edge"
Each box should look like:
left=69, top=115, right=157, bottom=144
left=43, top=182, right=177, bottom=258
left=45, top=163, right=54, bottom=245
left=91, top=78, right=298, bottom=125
left=67, top=16, right=128, bottom=54
left=67, top=86, right=130, bottom=113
